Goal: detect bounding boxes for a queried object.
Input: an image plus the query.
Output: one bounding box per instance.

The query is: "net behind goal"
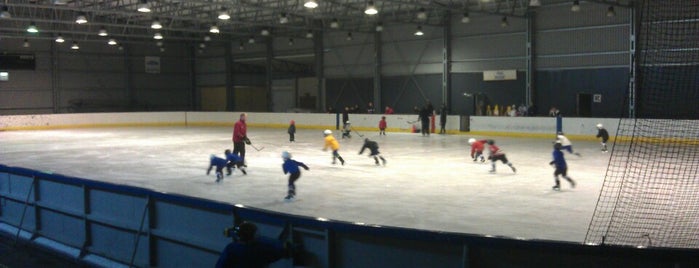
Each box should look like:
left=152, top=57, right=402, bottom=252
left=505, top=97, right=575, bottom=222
left=585, top=0, right=699, bottom=249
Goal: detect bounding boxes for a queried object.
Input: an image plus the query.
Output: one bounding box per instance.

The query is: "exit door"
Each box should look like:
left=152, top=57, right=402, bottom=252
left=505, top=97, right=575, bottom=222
left=577, top=93, right=592, bottom=117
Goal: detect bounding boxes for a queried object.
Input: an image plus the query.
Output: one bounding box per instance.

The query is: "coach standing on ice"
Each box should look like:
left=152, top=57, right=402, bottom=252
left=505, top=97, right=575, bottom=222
left=233, top=113, right=250, bottom=162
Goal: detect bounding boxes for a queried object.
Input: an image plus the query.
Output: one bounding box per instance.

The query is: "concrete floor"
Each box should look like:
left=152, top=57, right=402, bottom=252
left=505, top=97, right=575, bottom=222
left=0, top=126, right=611, bottom=243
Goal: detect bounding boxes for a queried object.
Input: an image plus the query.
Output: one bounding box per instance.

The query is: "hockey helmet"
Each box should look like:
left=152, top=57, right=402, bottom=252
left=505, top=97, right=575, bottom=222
left=554, top=141, right=562, bottom=150
left=487, top=139, right=495, bottom=145
left=596, top=123, right=603, bottom=129
left=468, top=138, right=476, bottom=144
left=324, top=129, right=332, bottom=135
left=281, top=151, right=291, bottom=160
left=224, top=149, right=231, bottom=155
left=290, top=120, right=295, bottom=125
left=210, top=154, right=216, bottom=160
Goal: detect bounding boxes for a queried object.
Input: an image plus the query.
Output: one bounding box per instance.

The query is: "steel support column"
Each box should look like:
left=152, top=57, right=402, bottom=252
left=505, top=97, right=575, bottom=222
left=225, top=42, right=235, bottom=111
left=314, top=28, right=325, bottom=112
left=266, top=38, right=274, bottom=112
left=374, top=30, right=382, bottom=114
left=628, top=3, right=637, bottom=118
left=50, top=41, right=59, bottom=113
left=442, top=13, right=452, bottom=111
left=526, top=10, right=534, bottom=108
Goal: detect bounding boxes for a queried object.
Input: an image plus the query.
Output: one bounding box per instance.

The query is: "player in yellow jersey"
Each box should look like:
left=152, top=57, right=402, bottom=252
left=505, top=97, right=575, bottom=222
left=323, top=130, right=345, bottom=165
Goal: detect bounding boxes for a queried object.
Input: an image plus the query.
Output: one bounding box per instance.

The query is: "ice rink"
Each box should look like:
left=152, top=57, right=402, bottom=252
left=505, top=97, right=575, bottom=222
left=0, top=126, right=611, bottom=243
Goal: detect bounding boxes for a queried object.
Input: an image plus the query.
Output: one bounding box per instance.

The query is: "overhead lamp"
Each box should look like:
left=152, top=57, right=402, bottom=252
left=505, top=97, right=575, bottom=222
left=346, top=32, right=353, bottom=41
left=218, top=8, right=230, bottom=20
left=261, top=28, right=270, bottom=36
left=416, top=8, right=427, bottom=20
left=23, top=39, right=30, bottom=48
left=501, top=16, right=509, bottom=27
left=288, top=38, right=294, bottom=46
left=160, top=47, right=166, bottom=52
left=108, top=39, right=117, bottom=45
left=606, top=6, right=616, bottom=17
left=571, top=0, right=580, bottom=12
left=529, top=0, right=541, bottom=7
left=279, top=13, right=289, bottom=24
left=0, top=6, right=11, bottom=19
left=239, top=42, right=245, bottom=50
left=330, top=18, right=340, bottom=29
left=71, top=41, right=80, bottom=50
left=209, top=25, right=220, bottom=34
left=156, top=41, right=163, bottom=47
left=118, top=45, right=124, bottom=50
left=414, top=25, right=424, bottom=36
left=204, top=35, right=211, bottom=41
left=248, top=36, right=255, bottom=44
left=98, top=27, right=108, bottom=36
left=375, top=22, right=383, bottom=32
left=306, top=30, right=313, bottom=39
left=137, top=0, right=151, bottom=13
left=27, top=22, right=39, bottom=33
left=461, top=12, right=470, bottom=23
left=199, top=43, right=206, bottom=48
left=153, top=32, right=163, bottom=40
left=53, top=0, right=68, bottom=4
left=75, top=14, right=87, bottom=24
left=304, top=0, right=318, bottom=9
left=151, top=18, right=162, bottom=29
left=364, top=1, right=378, bottom=15
left=55, top=34, right=65, bottom=43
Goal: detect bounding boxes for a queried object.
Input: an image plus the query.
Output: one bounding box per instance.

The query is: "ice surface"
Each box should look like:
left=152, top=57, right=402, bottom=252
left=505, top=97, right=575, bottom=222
left=0, top=126, right=611, bottom=243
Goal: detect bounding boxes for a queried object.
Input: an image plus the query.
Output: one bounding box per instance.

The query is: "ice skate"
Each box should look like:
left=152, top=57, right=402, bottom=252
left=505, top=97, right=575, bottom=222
left=340, top=159, right=345, bottom=165
left=284, top=195, right=295, bottom=201
left=480, top=157, right=485, bottom=162
left=489, top=169, right=496, bottom=173
left=240, top=168, right=247, bottom=175
left=552, top=185, right=560, bottom=191
left=510, top=166, right=517, bottom=173
left=215, top=173, right=223, bottom=183
left=382, top=158, right=387, bottom=166
left=574, top=152, right=581, bottom=157
left=375, top=161, right=380, bottom=166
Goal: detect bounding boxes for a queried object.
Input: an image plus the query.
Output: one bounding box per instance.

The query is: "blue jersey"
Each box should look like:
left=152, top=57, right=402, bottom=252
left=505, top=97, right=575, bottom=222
left=225, top=152, right=243, bottom=163
left=282, top=159, right=308, bottom=174
left=550, top=150, right=567, bottom=169
left=210, top=156, right=228, bottom=168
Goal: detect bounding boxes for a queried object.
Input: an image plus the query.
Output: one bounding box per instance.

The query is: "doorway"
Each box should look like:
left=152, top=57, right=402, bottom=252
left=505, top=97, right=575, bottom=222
left=577, top=93, right=592, bottom=117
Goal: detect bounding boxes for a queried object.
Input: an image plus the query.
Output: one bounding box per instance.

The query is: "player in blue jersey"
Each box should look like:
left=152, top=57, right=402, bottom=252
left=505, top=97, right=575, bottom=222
left=207, top=154, right=229, bottom=183
left=282, top=151, right=309, bottom=201
left=549, top=142, right=576, bottom=191
left=224, top=149, right=247, bottom=175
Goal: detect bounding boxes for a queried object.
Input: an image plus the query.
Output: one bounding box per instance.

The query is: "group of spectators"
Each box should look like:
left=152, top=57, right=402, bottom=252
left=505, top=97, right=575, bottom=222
left=327, top=102, right=395, bottom=115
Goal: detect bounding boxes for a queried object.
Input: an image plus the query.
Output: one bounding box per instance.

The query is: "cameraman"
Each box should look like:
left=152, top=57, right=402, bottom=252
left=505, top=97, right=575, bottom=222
left=215, top=222, right=286, bottom=268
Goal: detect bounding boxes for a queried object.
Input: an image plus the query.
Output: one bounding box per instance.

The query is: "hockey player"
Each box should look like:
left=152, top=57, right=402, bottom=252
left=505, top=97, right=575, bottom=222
left=281, top=151, right=309, bottom=201
left=596, top=124, right=609, bottom=152
left=359, top=138, right=387, bottom=166
left=342, top=121, right=352, bottom=139
left=550, top=141, right=576, bottom=190
left=232, top=113, right=250, bottom=161
left=323, top=130, right=345, bottom=165
left=207, top=154, right=229, bottom=183
left=468, top=138, right=487, bottom=162
left=556, top=132, right=581, bottom=156
left=288, top=120, right=296, bottom=142
left=224, top=149, right=247, bottom=175
left=378, top=116, right=387, bottom=136
left=486, top=140, right=516, bottom=173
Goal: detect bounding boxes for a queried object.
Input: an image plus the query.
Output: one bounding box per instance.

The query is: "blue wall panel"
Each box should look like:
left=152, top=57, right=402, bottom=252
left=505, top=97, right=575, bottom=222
left=0, top=199, right=36, bottom=228
left=38, top=179, right=84, bottom=214
left=89, top=222, right=148, bottom=266
left=535, top=68, right=628, bottom=118
left=334, top=233, right=463, bottom=267
left=37, top=209, right=84, bottom=248
left=154, top=238, right=218, bottom=267
left=89, top=189, right=146, bottom=229
left=153, top=201, right=232, bottom=250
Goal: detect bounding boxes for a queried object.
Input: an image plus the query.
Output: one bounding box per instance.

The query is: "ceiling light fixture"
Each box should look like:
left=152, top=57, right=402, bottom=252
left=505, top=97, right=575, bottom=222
left=330, top=18, right=340, bottom=29
left=218, top=8, right=230, bottom=20
left=0, top=6, right=11, bottom=19
left=414, top=25, right=424, bottom=36
left=261, top=28, right=270, bottom=36
left=151, top=18, right=162, bottom=29
left=160, top=47, right=166, bottom=52
left=98, top=27, right=108, bottom=36
left=571, top=0, right=580, bottom=12
left=501, top=16, right=509, bottom=27
left=108, top=39, right=117, bottom=45
left=248, top=36, right=255, bottom=44
left=204, top=35, right=211, bottom=42
left=279, top=13, right=289, bottom=24
left=156, top=41, right=163, bottom=47
left=239, top=42, right=245, bottom=50
left=199, top=43, right=206, bottom=48
left=461, top=12, right=470, bottom=23
left=27, top=22, right=39, bottom=33
left=137, top=0, right=151, bottom=13
left=346, top=32, right=353, bottom=41
left=71, top=41, right=80, bottom=50
left=529, top=0, right=541, bottom=7
left=607, top=6, right=616, bottom=17
left=304, top=0, right=318, bottom=9
left=75, top=14, right=87, bottom=24
left=375, top=22, right=383, bottom=32
left=210, top=25, right=220, bottom=34
left=416, top=8, right=427, bottom=20
left=365, top=1, right=378, bottom=15
left=288, top=38, right=294, bottom=46
left=306, top=30, right=314, bottom=38
left=23, top=39, right=30, bottom=48
left=153, top=32, right=163, bottom=39
left=55, top=34, right=65, bottom=43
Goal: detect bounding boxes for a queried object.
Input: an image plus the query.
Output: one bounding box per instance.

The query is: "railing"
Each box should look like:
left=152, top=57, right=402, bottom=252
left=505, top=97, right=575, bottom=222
left=1, top=164, right=697, bottom=268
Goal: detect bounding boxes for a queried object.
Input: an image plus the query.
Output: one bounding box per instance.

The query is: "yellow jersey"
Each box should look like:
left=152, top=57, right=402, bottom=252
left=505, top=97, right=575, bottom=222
left=324, top=135, right=340, bottom=150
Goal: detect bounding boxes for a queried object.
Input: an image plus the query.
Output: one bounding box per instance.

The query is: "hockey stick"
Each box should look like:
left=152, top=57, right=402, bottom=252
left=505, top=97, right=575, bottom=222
left=250, top=143, right=265, bottom=151
left=350, top=127, right=364, bottom=138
